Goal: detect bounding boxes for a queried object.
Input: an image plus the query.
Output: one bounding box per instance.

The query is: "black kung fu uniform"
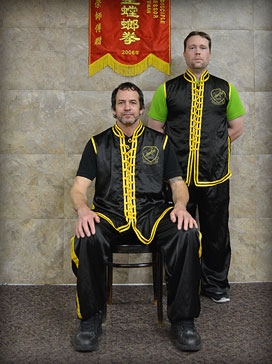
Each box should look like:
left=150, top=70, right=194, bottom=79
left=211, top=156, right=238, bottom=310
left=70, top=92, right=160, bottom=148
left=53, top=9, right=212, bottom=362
left=71, top=121, right=201, bottom=322
left=165, top=69, right=233, bottom=297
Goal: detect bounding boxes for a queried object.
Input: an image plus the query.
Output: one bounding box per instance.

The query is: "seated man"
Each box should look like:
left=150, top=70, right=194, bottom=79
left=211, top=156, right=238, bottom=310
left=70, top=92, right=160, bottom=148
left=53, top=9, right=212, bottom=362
left=70, top=82, right=202, bottom=353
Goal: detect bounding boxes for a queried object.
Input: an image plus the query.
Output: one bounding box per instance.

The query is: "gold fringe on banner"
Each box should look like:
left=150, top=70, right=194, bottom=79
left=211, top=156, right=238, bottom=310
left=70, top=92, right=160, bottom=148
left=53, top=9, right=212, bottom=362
left=89, top=53, right=170, bottom=77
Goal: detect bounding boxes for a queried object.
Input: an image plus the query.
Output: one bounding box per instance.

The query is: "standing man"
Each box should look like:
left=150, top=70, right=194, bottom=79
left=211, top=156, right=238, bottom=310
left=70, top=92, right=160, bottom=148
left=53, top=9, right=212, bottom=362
left=148, top=31, right=245, bottom=303
left=71, top=82, right=202, bottom=352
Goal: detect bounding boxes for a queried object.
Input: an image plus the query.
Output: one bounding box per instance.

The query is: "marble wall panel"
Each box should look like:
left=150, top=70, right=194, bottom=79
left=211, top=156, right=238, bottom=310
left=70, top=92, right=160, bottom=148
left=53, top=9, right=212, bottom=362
left=192, top=0, right=253, bottom=30
left=0, top=0, right=89, bottom=29
left=0, top=219, right=64, bottom=284
left=256, top=155, right=272, bottom=218
left=256, top=218, right=272, bottom=281
left=128, top=254, right=153, bottom=284
left=0, top=155, right=64, bottom=219
left=254, top=31, right=272, bottom=92
left=229, top=218, right=256, bottom=282
left=231, top=92, right=255, bottom=156
left=0, top=90, right=65, bottom=154
left=0, top=27, right=67, bottom=90
left=229, top=155, right=257, bottom=218
left=65, top=0, right=89, bottom=28
left=64, top=91, right=113, bottom=154
left=168, top=29, right=188, bottom=78
left=207, top=30, right=254, bottom=92
left=169, top=0, right=193, bottom=30
left=254, top=0, right=272, bottom=30
left=255, top=92, right=272, bottom=155
left=0, top=0, right=67, bottom=28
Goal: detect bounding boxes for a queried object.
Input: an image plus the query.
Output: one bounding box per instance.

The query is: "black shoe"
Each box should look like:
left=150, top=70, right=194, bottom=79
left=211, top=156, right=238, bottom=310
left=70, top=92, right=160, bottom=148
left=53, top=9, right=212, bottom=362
left=74, top=312, right=102, bottom=352
left=170, top=319, right=201, bottom=352
left=202, top=290, right=230, bottom=303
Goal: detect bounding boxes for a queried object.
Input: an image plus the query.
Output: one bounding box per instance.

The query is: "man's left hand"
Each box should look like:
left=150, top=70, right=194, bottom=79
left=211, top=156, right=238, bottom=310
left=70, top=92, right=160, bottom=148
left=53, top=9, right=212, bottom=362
left=170, top=203, right=198, bottom=230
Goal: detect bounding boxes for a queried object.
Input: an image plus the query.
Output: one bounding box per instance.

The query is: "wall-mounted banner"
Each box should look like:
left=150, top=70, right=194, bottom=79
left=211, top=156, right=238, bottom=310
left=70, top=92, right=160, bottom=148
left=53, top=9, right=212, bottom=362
left=89, top=0, right=171, bottom=77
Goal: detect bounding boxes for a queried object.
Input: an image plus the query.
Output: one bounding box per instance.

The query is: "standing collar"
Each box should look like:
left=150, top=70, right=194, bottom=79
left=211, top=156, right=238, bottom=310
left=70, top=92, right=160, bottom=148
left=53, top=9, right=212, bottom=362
left=112, top=120, right=145, bottom=138
left=184, top=68, right=210, bottom=83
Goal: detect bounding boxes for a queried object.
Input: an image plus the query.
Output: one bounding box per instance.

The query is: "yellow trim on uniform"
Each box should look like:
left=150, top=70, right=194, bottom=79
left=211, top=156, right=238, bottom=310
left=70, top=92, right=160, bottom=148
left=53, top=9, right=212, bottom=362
left=228, top=82, right=232, bottom=99
left=71, top=236, right=79, bottom=268
left=96, top=206, right=174, bottom=245
left=163, top=82, right=167, bottom=99
left=132, top=206, right=174, bottom=244
left=198, top=231, right=202, bottom=258
left=113, top=121, right=145, bottom=224
left=76, top=292, right=82, bottom=319
left=71, top=236, right=82, bottom=319
left=194, top=137, right=232, bottom=186
left=163, top=134, right=168, bottom=150
left=95, top=211, right=131, bottom=233
left=91, top=137, right=97, bottom=155
left=183, top=69, right=231, bottom=187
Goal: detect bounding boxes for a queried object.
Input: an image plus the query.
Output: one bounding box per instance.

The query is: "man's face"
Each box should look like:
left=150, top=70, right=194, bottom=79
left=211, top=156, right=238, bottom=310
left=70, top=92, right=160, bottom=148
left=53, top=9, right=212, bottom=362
left=114, top=89, right=143, bottom=126
left=183, top=35, right=211, bottom=73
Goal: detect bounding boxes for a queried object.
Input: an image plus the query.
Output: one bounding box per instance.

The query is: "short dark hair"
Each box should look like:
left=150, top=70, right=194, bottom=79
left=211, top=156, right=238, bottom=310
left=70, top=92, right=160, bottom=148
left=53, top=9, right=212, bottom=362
left=111, top=82, right=145, bottom=111
left=184, top=31, right=211, bottom=51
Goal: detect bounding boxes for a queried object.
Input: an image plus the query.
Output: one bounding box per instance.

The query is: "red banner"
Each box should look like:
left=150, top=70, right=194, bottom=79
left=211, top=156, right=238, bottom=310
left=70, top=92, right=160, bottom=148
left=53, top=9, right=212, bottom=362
left=89, top=0, right=171, bottom=76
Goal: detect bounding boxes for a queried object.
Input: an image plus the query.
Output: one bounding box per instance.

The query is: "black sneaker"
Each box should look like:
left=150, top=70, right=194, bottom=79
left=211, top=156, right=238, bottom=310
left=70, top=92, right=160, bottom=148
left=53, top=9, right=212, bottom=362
left=211, top=294, right=230, bottom=303
left=170, top=319, right=201, bottom=352
left=74, top=312, right=103, bottom=352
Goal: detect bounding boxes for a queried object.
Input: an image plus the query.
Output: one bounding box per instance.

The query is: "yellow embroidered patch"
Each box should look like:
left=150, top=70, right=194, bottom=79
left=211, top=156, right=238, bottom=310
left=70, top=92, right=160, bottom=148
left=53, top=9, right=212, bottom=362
left=142, top=146, right=159, bottom=165
left=210, top=88, right=226, bottom=105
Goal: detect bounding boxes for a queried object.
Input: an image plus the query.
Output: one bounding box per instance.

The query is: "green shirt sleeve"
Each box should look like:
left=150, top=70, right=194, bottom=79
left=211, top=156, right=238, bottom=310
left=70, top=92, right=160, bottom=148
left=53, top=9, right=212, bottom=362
left=148, top=83, right=168, bottom=122
left=227, top=84, right=245, bottom=121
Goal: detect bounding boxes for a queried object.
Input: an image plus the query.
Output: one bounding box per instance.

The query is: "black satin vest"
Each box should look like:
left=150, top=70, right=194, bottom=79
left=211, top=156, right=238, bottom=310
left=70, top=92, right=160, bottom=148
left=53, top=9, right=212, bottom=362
left=91, top=121, right=173, bottom=243
left=165, top=69, right=231, bottom=187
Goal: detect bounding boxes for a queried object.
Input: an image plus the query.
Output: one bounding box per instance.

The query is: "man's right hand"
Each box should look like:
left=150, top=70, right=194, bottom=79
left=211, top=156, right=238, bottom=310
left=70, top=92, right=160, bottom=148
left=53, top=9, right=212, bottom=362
left=76, top=206, right=100, bottom=238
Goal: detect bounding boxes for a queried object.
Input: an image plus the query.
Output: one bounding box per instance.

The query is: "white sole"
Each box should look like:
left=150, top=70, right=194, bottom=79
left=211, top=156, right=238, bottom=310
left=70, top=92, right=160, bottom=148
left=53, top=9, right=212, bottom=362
left=211, top=296, right=230, bottom=303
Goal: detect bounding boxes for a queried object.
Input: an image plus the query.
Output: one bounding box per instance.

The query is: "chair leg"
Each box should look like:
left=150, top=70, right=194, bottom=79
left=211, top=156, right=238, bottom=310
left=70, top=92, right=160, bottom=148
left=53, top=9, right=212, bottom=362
left=157, top=251, right=163, bottom=322
left=152, top=252, right=158, bottom=304
left=108, top=252, right=113, bottom=305
left=103, top=264, right=108, bottom=322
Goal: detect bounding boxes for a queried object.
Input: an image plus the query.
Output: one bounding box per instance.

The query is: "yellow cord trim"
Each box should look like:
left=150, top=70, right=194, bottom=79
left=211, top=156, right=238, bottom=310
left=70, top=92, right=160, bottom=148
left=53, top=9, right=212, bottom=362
left=184, top=69, right=231, bottom=187
left=91, top=137, right=97, bottom=155
left=163, top=82, right=167, bottom=98
left=71, top=236, right=79, bottom=268
left=89, top=53, right=170, bottom=77
left=76, top=292, right=82, bottom=319
left=163, top=135, right=168, bottom=150
left=198, top=230, right=202, bottom=258
left=132, top=206, right=174, bottom=244
left=185, top=69, right=206, bottom=186
left=194, top=137, right=232, bottom=186
left=95, top=211, right=131, bottom=233
left=113, top=121, right=144, bottom=224
left=228, top=82, right=232, bottom=99
left=71, top=236, right=82, bottom=319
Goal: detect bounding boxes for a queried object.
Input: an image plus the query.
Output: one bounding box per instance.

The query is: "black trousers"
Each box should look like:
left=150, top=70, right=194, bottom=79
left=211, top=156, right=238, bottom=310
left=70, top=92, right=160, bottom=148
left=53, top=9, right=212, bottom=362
left=187, top=180, right=231, bottom=297
left=72, top=211, right=201, bottom=323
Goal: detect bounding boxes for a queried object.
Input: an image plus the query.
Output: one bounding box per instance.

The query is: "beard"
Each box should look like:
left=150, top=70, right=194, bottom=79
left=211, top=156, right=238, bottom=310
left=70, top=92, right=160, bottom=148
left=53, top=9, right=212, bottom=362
left=116, top=114, right=139, bottom=126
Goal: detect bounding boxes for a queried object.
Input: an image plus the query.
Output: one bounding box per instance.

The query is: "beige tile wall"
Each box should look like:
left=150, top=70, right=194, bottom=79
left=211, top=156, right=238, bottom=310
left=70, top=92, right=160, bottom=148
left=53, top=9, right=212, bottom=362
left=0, top=0, right=271, bottom=284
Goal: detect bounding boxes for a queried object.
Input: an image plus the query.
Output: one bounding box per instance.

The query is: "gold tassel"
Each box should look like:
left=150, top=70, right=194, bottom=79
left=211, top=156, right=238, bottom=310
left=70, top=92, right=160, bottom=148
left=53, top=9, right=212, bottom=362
left=89, top=53, right=170, bottom=77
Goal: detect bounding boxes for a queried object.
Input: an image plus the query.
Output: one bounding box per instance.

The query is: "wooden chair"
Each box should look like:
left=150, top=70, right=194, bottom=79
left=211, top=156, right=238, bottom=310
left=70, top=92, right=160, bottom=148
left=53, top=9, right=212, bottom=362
left=105, top=242, right=164, bottom=321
